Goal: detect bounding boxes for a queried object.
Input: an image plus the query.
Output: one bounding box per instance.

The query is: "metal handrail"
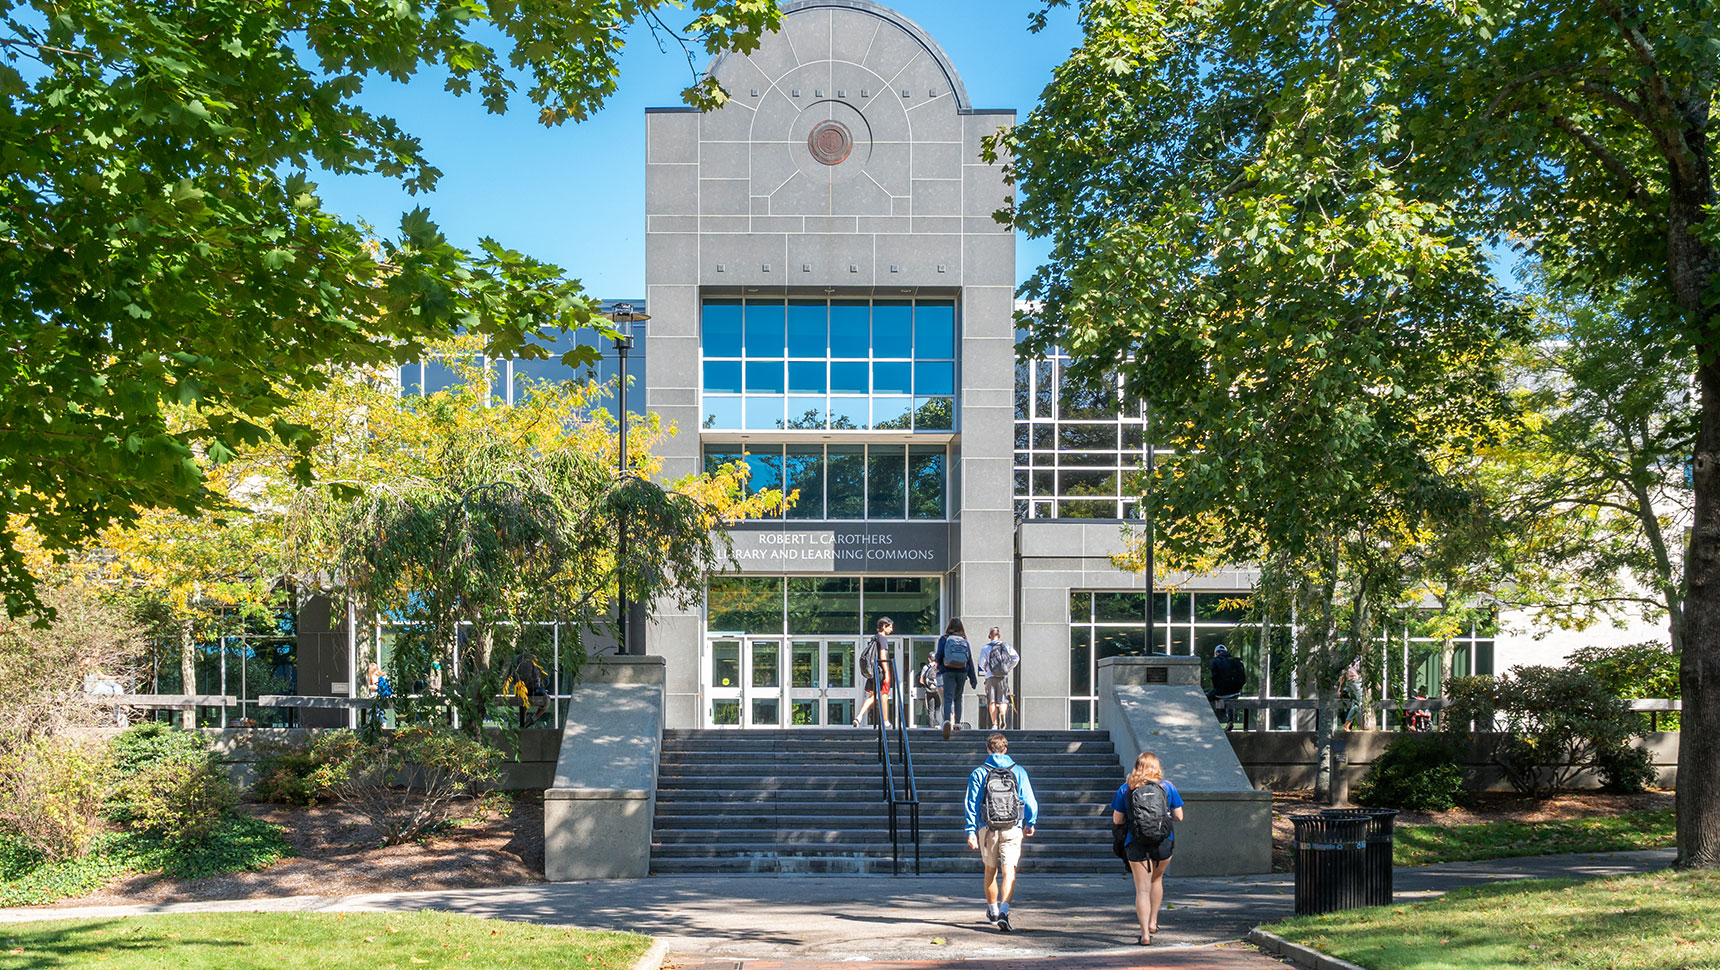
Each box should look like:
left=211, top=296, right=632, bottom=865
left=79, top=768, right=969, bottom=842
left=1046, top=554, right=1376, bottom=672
left=867, top=650, right=921, bottom=875
left=887, top=652, right=920, bottom=875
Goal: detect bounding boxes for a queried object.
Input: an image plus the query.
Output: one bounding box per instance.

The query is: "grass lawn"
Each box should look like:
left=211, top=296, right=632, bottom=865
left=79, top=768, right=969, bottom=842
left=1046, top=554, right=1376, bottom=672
left=0, top=911, right=651, bottom=969
left=1393, top=808, right=1675, bottom=867
left=1270, top=868, right=1718, bottom=970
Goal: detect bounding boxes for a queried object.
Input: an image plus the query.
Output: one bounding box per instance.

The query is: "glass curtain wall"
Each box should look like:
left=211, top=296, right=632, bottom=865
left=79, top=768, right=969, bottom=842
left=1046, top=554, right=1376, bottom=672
left=702, top=298, right=957, bottom=432
left=1014, top=354, right=1153, bottom=519
left=705, top=444, right=947, bottom=519
left=1066, top=591, right=1285, bottom=729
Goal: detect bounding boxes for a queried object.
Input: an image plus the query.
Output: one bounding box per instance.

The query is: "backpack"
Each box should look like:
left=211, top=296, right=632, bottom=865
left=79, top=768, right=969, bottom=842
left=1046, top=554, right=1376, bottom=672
left=941, top=635, right=971, bottom=669
left=985, top=642, right=1016, bottom=678
left=859, top=636, right=881, bottom=678
left=1128, top=781, right=1174, bottom=846
left=982, top=765, right=1024, bottom=829
left=919, top=660, right=939, bottom=690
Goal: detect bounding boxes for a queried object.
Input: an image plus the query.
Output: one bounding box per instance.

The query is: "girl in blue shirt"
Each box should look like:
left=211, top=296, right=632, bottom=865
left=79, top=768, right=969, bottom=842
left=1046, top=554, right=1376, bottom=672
left=1109, top=751, right=1184, bottom=945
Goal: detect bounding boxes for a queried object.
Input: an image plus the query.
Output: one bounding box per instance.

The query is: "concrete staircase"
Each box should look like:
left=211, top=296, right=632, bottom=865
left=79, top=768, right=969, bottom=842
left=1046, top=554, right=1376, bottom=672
left=650, top=728, right=1126, bottom=874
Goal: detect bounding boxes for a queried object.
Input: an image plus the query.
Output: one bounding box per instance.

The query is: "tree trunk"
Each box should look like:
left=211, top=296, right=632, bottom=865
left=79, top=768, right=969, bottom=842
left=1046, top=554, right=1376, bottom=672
left=178, top=616, right=196, bottom=729
left=1669, top=106, right=1718, bottom=868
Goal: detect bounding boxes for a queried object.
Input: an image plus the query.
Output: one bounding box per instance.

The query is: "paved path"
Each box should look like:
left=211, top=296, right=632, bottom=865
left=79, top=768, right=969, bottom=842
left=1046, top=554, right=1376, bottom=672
left=670, top=943, right=1292, bottom=970
left=0, top=849, right=1674, bottom=964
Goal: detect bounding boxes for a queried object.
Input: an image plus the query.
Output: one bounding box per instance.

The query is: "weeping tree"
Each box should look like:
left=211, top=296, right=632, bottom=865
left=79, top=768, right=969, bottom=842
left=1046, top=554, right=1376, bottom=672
left=288, top=348, right=783, bottom=738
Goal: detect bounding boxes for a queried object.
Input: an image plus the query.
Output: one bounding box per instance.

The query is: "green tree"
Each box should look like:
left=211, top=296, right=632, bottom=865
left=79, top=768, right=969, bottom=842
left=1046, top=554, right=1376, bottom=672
left=1491, top=286, right=1695, bottom=653
left=0, top=0, right=781, bottom=619
left=1004, top=0, right=1519, bottom=803
left=1004, top=0, right=1719, bottom=868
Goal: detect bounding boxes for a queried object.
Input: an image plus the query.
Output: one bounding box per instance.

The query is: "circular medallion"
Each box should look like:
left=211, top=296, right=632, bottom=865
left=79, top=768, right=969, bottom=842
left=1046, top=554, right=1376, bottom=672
left=807, top=120, right=854, bottom=166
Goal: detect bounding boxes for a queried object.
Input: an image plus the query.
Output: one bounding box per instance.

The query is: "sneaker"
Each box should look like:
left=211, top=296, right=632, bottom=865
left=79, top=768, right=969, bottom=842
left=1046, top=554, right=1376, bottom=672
left=942, top=720, right=953, bottom=740
left=985, top=905, right=998, bottom=924
left=996, top=913, right=1012, bottom=933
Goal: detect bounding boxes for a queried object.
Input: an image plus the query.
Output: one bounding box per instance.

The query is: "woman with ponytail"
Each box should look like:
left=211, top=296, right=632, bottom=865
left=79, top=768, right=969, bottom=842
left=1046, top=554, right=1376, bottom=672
left=1109, top=751, right=1184, bottom=945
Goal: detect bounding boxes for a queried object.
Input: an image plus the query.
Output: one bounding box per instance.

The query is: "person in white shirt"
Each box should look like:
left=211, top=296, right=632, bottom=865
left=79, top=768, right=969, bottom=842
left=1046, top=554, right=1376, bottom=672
left=977, top=628, right=1019, bottom=731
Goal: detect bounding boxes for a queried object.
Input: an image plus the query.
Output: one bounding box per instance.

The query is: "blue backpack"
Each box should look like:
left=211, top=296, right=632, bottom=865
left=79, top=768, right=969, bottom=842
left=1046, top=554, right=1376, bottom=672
left=942, top=635, right=971, bottom=669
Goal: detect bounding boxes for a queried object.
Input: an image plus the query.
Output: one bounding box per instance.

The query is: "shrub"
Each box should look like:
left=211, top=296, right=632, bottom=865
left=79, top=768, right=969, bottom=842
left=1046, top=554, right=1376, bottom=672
left=1595, top=743, right=1658, bottom=794
left=1566, top=641, right=1680, bottom=731
left=109, top=722, right=211, bottom=779
left=251, top=731, right=362, bottom=806
left=335, top=727, right=503, bottom=845
left=1446, top=665, right=1647, bottom=798
left=126, top=755, right=239, bottom=845
left=1353, top=734, right=1470, bottom=811
left=0, top=737, right=108, bottom=862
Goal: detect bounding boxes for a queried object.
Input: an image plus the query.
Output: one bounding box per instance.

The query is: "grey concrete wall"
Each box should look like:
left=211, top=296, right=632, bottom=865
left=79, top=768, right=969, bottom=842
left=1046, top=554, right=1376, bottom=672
left=1228, top=730, right=1681, bottom=792
left=1097, top=656, right=1272, bottom=876
left=643, top=0, right=1016, bottom=727
left=544, top=656, right=666, bottom=880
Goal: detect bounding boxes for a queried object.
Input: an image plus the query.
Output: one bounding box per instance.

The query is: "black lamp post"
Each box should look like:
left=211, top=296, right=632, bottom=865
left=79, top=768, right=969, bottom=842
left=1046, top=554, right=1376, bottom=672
left=604, top=302, right=650, bottom=654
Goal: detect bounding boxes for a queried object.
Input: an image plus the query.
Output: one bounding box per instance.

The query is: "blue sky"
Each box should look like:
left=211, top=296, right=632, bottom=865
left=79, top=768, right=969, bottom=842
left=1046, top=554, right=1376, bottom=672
left=312, top=2, right=1083, bottom=301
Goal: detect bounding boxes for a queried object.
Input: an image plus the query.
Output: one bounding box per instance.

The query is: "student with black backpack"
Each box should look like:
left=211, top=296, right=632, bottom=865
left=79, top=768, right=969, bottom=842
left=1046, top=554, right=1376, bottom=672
left=935, top=618, right=978, bottom=740
left=1109, top=751, right=1185, bottom=946
left=964, top=733, right=1038, bottom=932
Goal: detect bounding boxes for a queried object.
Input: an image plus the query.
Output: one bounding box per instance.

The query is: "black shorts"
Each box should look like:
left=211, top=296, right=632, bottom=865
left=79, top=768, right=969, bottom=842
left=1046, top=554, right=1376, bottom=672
left=1125, top=838, right=1173, bottom=864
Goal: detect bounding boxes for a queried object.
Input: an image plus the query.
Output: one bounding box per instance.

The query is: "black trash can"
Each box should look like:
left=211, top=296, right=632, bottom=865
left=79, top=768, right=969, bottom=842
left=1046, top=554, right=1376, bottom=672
left=1290, top=813, right=1369, bottom=916
left=1322, top=808, right=1399, bottom=905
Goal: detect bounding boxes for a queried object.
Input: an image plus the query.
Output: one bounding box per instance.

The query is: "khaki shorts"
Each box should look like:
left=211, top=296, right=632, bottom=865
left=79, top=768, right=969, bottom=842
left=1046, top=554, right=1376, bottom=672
left=979, top=825, right=1024, bottom=869
left=984, top=676, right=1011, bottom=706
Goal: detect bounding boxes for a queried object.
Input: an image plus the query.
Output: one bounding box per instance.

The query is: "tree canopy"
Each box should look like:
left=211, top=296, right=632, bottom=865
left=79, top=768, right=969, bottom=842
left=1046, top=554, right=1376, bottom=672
left=0, top=0, right=781, bottom=617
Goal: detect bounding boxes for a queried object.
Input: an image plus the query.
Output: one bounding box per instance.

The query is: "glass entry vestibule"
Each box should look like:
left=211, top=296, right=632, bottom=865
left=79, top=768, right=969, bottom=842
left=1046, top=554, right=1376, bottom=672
left=703, top=575, right=943, bottom=728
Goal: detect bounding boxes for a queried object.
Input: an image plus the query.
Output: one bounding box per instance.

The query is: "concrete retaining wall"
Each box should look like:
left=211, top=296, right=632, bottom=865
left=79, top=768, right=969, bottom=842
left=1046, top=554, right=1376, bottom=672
left=1098, top=656, right=1273, bottom=876
left=543, top=656, right=666, bottom=881
left=194, top=726, right=561, bottom=789
left=1228, top=731, right=1680, bottom=791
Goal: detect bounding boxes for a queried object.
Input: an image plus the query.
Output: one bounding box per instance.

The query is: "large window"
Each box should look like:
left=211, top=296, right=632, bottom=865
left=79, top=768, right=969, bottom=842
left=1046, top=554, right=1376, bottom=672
left=704, top=443, right=947, bottom=520
left=702, top=298, right=956, bottom=432
left=1067, top=591, right=1283, bottom=729
left=707, top=576, right=942, bottom=637
left=401, top=321, right=643, bottom=412
left=1014, top=354, right=1153, bottom=519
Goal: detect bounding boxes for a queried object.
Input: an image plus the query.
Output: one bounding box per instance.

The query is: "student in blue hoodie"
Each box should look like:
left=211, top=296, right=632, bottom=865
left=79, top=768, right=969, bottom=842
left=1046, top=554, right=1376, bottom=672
left=964, top=733, right=1039, bottom=932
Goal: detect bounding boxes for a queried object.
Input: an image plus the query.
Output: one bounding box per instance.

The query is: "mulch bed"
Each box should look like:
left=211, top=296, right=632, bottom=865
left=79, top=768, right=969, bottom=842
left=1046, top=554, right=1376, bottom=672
left=45, top=793, right=545, bottom=907
left=1268, top=789, right=1676, bottom=871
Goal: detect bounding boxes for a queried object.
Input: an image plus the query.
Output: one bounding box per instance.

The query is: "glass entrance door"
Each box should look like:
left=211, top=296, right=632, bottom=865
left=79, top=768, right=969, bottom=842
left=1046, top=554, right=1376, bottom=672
left=705, top=637, right=863, bottom=727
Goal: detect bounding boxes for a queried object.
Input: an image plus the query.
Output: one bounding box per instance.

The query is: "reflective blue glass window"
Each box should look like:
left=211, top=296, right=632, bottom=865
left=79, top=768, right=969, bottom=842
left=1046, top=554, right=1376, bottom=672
left=399, top=363, right=423, bottom=396
left=867, top=445, right=907, bottom=519
left=704, top=360, right=743, bottom=394
left=829, top=396, right=869, bottom=430
left=872, top=396, right=913, bottom=430
left=872, top=301, right=912, bottom=356
left=914, top=301, right=955, bottom=358
left=746, top=360, right=784, bottom=394
left=704, top=448, right=743, bottom=477
left=745, top=395, right=784, bottom=431
left=784, top=445, right=825, bottom=520
left=704, top=300, right=743, bottom=357
left=703, top=395, right=742, bottom=430
left=423, top=357, right=466, bottom=395
left=913, top=361, right=954, bottom=396
left=873, top=361, right=912, bottom=395
left=744, top=447, right=783, bottom=496
left=913, top=397, right=954, bottom=431
left=827, top=446, right=866, bottom=518
left=909, top=445, right=946, bottom=519
left=830, top=361, right=869, bottom=394
left=786, top=301, right=828, bottom=358
left=744, top=300, right=786, bottom=357
left=784, top=397, right=825, bottom=429
left=787, top=361, right=827, bottom=394
left=830, top=303, right=869, bottom=358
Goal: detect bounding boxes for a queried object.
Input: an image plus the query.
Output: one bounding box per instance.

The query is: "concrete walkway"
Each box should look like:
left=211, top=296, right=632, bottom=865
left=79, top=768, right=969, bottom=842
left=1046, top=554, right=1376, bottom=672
left=0, top=849, right=1674, bottom=964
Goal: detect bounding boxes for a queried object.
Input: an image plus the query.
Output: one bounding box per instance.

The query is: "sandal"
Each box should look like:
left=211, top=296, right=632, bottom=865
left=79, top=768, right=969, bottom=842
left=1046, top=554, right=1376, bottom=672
left=1138, top=935, right=1151, bottom=946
